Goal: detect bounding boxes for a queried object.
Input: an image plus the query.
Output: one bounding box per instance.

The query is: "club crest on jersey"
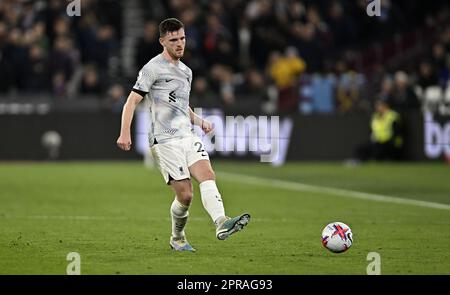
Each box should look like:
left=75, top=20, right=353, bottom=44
left=169, top=91, right=177, bottom=102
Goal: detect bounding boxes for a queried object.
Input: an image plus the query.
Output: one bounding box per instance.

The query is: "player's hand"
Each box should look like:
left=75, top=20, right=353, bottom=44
left=117, top=133, right=132, bottom=151
left=201, top=119, right=214, bottom=134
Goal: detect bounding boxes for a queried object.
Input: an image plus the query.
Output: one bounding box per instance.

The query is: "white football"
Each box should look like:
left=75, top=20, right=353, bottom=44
left=321, top=222, right=353, bottom=253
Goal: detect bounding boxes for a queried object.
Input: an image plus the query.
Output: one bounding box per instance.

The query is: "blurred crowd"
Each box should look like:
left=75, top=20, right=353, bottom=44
left=0, top=0, right=122, bottom=110
left=1, top=0, right=450, bottom=114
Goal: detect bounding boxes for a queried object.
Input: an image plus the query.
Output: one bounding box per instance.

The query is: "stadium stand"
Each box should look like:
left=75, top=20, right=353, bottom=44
left=0, top=0, right=449, bottom=115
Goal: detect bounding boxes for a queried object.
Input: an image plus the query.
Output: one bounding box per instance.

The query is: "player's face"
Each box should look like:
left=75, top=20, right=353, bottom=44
left=160, top=28, right=186, bottom=60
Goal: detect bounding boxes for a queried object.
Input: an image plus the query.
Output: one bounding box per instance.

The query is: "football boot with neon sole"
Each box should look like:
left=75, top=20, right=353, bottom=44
left=169, top=236, right=196, bottom=252
left=216, top=213, right=250, bottom=240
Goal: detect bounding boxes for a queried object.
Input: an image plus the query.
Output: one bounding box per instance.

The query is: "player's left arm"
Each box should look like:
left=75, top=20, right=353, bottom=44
left=189, top=107, right=213, bottom=134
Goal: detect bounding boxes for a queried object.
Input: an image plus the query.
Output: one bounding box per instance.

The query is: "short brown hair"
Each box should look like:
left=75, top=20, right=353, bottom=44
left=159, top=18, right=184, bottom=37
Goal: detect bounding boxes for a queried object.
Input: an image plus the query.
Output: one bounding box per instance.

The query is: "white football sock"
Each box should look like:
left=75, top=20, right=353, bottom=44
left=199, top=180, right=226, bottom=225
left=170, top=198, right=189, bottom=238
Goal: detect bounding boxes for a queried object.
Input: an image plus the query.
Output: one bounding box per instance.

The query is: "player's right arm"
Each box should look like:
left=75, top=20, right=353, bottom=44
left=117, top=91, right=144, bottom=151
left=117, top=65, right=156, bottom=151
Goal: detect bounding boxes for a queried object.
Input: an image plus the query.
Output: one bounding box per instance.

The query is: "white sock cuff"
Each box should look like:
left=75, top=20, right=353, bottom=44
left=171, top=198, right=189, bottom=217
left=173, top=198, right=189, bottom=209
left=199, top=180, right=218, bottom=192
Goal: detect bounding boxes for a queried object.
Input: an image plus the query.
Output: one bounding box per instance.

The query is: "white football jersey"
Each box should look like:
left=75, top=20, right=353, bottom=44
left=133, top=54, right=193, bottom=145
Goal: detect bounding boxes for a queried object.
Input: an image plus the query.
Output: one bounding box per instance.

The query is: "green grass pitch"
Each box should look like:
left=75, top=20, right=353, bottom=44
left=0, top=161, right=449, bottom=274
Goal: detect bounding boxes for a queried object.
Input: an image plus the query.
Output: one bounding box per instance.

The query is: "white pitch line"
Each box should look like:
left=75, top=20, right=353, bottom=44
left=0, top=215, right=273, bottom=222
left=2, top=215, right=450, bottom=225
left=218, top=171, right=450, bottom=211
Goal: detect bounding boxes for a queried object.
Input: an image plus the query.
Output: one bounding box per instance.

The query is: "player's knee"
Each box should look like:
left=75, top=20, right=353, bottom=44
left=178, top=190, right=193, bottom=205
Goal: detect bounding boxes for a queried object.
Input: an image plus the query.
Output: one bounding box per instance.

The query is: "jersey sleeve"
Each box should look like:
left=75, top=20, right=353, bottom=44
left=133, top=65, right=156, bottom=94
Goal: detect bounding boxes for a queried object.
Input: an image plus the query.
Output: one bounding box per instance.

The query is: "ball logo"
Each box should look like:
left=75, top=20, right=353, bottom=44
left=366, top=0, right=381, bottom=17
left=322, top=222, right=353, bottom=253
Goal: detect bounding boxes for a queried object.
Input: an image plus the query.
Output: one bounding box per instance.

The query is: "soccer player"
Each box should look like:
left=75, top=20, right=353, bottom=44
left=116, top=18, right=250, bottom=252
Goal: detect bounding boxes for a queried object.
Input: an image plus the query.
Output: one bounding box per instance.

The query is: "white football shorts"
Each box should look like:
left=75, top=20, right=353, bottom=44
left=150, top=135, right=210, bottom=184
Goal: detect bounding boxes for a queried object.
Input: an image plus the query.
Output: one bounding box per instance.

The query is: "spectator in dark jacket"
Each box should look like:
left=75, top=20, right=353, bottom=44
left=388, top=71, right=420, bottom=111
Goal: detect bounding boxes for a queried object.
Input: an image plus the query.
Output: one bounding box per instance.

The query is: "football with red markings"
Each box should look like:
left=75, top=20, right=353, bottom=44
left=321, top=222, right=353, bottom=253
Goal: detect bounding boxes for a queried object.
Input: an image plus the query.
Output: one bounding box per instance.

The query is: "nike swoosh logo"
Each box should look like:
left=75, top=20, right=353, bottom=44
left=165, top=79, right=173, bottom=83
left=201, top=153, right=207, bottom=157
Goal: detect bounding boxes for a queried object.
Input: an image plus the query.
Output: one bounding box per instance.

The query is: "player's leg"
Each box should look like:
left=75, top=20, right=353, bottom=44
left=150, top=141, right=195, bottom=251
left=189, top=159, right=250, bottom=240
left=188, top=159, right=225, bottom=225
left=168, top=178, right=196, bottom=251
left=169, top=178, right=193, bottom=238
